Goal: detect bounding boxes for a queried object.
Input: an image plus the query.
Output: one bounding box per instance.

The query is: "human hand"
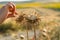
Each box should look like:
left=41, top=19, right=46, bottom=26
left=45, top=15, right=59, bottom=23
left=6, top=2, right=18, bottom=18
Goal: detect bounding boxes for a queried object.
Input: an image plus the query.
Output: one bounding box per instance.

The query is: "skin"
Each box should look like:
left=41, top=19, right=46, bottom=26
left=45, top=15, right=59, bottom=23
left=0, top=2, right=17, bottom=24
left=7, top=2, right=18, bottom=18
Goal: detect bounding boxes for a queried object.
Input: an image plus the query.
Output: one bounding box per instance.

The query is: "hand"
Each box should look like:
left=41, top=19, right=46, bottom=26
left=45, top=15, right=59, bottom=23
left=7, top=2, right=18, bottom=18
left=7, top=11, right=18, bottom=18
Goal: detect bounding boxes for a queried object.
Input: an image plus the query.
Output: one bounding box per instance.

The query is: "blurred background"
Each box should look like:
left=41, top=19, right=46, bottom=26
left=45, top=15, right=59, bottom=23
left=0, top=0, right=60, bottom=40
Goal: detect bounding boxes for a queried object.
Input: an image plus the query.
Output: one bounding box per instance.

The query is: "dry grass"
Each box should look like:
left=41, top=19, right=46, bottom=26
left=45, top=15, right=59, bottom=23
left=0, top=7, right=60, bottom=40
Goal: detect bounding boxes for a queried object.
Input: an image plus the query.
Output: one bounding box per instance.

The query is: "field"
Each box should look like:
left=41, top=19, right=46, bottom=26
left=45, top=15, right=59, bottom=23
left=0, top=2, right=60, bottom=40
left=0, top=2, right=60, bottom=9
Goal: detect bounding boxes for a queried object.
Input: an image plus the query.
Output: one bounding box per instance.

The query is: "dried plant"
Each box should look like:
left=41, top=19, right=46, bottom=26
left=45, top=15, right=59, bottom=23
left=15, top=12, right=41, bottom=30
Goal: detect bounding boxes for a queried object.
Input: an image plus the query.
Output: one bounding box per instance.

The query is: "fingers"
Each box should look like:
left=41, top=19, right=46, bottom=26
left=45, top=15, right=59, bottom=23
left=10, top=2, right=18, bottom=15
left=15, top=11, right=18, bottom=15
left=6, top=2, right=15, bottom=12
left=8, top=2, right=17, bottom=15
left=7, top=11, right=18, bottom=18
left=7, top=13, right=15, bottom=18
left=7, top=2, right=18, bottom=18
left=9, top=2, right=16, bottom=12
left=6, top=2, right=13, bottom=8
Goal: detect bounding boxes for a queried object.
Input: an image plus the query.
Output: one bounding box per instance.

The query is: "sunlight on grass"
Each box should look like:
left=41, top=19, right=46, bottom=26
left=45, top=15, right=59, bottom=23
left=0, top=2, right=60, bottom=40
left=0, top=2, right=60, bottom=9
left=42, top=3, right=60, bottom=8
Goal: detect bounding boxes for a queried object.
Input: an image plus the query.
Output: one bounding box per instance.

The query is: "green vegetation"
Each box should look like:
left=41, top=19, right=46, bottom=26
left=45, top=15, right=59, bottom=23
left=0, top=23, right=12, bottom=33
